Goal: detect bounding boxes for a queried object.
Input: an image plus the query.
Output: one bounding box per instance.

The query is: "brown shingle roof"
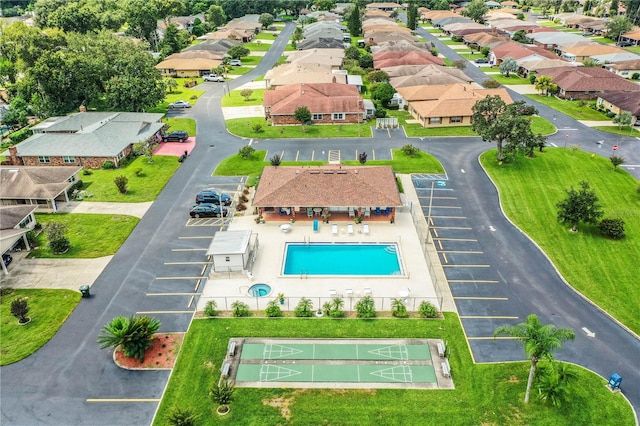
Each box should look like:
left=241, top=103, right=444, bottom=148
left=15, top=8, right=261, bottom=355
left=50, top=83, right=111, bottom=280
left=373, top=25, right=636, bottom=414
left=536, top=66, right=640, bottom=92
left=0, top=205, right=37, bottom=230
left=253, top=166, right=402, bottom=208
left=0, top=166, right=82, bottom=199
left=263, top=83, right=362, bottom=116
left=598, top=91, right=640, bottom=115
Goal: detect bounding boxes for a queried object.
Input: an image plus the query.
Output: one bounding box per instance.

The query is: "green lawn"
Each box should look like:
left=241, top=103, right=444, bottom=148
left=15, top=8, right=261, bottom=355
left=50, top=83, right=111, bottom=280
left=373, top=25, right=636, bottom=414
left=153, top=316, right=633, bottom=426
left=385, top=110, right=476, bottom=137
left=226, top=66, right=253, bottom=75
left=592, top=125, right=640, bottom=137
left=0, top=289, right=81, bottom=365
left=220, top=89, right=266, bottom=107
left=481, top=149, right=640, bottom=334
left=244, top=42, right=271, bottom=52
left=530, top=116, right=556, bottom=135
left=31, top=213, right=139, bottom=258
left=525, top=95, right=610, bottom=121
left=226, top=118, right=373, bottom=139
left=492, top=74, right=531, bottom=85
left=148, top=80, right=205, bottom=114
left=254, top=32, right=279, bottom=40
left=238, top=56, right=262, bottom=66
left=214, top=148, right=444, bottom=177
left=162, top=118, right=196, bottom=136
left=78, top=155, right=180, bottom=202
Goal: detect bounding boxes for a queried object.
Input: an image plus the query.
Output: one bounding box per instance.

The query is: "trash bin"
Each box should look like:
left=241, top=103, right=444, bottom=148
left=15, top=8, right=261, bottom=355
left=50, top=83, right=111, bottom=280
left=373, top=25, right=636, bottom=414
left=79, top=285, right=91, bottom=298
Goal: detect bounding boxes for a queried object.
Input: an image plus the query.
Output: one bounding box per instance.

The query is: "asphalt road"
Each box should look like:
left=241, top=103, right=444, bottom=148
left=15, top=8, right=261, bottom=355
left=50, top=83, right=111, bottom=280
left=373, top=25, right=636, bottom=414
left=2, top=20, right=639, bottom=425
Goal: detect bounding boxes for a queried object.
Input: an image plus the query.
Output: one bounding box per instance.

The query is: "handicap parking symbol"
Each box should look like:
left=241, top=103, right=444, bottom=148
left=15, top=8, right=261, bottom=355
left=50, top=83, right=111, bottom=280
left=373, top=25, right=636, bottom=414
left=436, top=181, right=446, bottom=187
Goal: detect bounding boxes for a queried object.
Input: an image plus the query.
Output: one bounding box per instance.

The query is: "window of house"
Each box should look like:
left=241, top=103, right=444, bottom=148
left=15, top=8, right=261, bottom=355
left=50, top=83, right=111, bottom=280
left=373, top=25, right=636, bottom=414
left=63, top=156, right=75, bottom=163
left=19, top=216, right=33, bottom=228
left=38, top=156, right=50, bottom=163
left=429, top=117, right=441, bottom=124
left=225, top=256, right=230, bottom=262
left=332, top=113, right=344, bottom=120
left=621, top=71, right=629, bottom=75
left=312, top=114, right=323, bottom=120
left=450, top=116, right=462, bottom=124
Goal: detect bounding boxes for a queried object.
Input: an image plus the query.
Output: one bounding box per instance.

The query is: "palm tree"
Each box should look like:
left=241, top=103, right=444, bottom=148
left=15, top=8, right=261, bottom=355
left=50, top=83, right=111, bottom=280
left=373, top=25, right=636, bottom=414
left=494, top=314, right=575, bottom=403
left=534, top=75, right=554, bottom=95
left=97, top=315, right=161, bottom=361
left=391, top=298, right=408, bottom=318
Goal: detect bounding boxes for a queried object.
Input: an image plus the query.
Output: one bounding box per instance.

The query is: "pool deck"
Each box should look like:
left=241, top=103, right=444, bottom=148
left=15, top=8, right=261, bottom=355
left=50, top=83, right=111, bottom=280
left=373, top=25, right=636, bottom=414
left=199, top=175, right=449, bottom=313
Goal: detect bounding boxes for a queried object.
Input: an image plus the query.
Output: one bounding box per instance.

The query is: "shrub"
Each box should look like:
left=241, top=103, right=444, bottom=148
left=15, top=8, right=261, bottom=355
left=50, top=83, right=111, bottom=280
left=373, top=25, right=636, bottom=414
left=391, top=298, right=408, bottom=318
left=101, top=160, right=116, bottom=170
left=517, top=105, right=537, bottom=115
left=322, top=302, right=332, bottom=316
left=265, top=300, right=283, bottom=317
left=49, top=237, right=70, bottom=254
left=97, top=315, right=161, bottom=361
left=401, top=144, right=420, bottom=157
left=482, top=79, right=501, bottom=88
left=210, top=379, right=235, bottom=405
left=166, top=407, right=200, bottom=426
left=238, top=145, right=255, bottom=159
left=355, top=295, right=376, bottom=318
left=418, top=301, right=439, bottom=318
left=240, top=194, right=249, bottom=202
left=204, top=300, right=218, bottom=317
left=240, top=88, right=253, bottom=101
left=598, top=217, right=625, bottom=239
left=114, top=175, right=128, bottom=194
left=632, top=72, right=640, bottom=80
left=374, top=109, right=387, bottom=118
left=252, top=123, right=263, bottom=133
left=82, top=168, right=93, bottom=176
left=134, top=168, right=144, bottom=177
left=270, top=154, right=282, bottom=166
left=118, top=157, right=130, bottom=167
left=294, top=297, right=313, bottom=317
left=236, top=203, right=247, bottom=211
left=231, top=301, right=251, bottom=317
left=329, top=297, right=345, bottom=318
left=11, top=297, right=30, bottom=323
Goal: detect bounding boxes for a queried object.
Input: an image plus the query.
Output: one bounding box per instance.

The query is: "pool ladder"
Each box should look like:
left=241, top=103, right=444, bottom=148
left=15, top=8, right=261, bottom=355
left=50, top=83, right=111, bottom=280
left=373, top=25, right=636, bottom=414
left=299, top=270, right=308, bottom=279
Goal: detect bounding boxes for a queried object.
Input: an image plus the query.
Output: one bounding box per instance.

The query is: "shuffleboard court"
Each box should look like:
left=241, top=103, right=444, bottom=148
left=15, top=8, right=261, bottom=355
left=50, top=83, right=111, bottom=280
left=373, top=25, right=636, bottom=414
left=240, top=343, right=431, bottom=361
left=235, top=363, right=437, bottom=383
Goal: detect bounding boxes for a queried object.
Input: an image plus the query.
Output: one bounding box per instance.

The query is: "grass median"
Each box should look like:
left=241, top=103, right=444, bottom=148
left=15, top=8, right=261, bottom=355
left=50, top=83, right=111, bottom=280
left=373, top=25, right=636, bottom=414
left=524, top=95, right=610, bottom=121
left=0, top=289, right=81, bottom=365
left=220, top=89, right=265, bottom=107
left=226, top=118, right=373, bottom=139
left=480, top=148, right=640, bottom=334
left=214, top=148, right=444, bottom=178
left=153, top=315, right=633, bottom=425
left=31, top=213, right=139, bottom=258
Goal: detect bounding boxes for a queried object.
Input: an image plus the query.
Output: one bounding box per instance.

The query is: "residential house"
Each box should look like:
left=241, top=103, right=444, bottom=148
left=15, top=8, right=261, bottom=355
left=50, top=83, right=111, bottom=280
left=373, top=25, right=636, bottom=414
left=526, top=31, right=585, bottom=50
left=370, top=40, right=434, bottom=55
left=489, top=41, right=557, bottom=65
left=365, top=2, right=404, bottom=11
left=264, top=63, right=347, bottom=87
left=252, top=165, right=402, bottom=221
left=422, top=10, right=458, bottom=22
left=263, top=83, right=364, bottom=125
left=0, top=166, right=82, bottom=213
left=0, top=205, right=37, bottom=273
left=5, top=111, right=165, bottom=169
left=501, top=1, right=519, bottom=8
left=364, top=9, right=391, bottom=18
left=442, top=22, right=488, bottom=35
left=517, top=58, right=576, bottom=78
left=155, top=51, right=223, bottom=77
left=485, top=1, right=502, bottom=9
left=184, top=39, right=240, bottom=53
left=432, top=16, right=473, bottom=28
left=596, top=91, right=640, bottom=124
left=604, top=59, right=640, bottom=79
left=558, top=42, right=627, bottom=63
left=297, top=37, right=345, bottom=50
left=374, top=50, right=444, bottom=69
left=397, top=83, right=512, bottom=127
left=463, top=32, right=510, bottom=48
left=389, top=65, right=474, bottom=88
left=590, top=52, right=640, bottom=66
left=306, top=11, right=342, bottom=21
left=285, top=48, right=345, bottom=69
left=535, top=66, right=640, bottom=99
left=619, top=29, right=640, bottom=46
left=366, top=31, right=420, bottom=45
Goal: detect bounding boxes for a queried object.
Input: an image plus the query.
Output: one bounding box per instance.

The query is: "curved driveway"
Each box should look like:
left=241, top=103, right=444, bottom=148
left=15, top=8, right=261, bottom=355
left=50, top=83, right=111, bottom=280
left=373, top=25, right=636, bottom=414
left=1, top=20, right=639, bottom=425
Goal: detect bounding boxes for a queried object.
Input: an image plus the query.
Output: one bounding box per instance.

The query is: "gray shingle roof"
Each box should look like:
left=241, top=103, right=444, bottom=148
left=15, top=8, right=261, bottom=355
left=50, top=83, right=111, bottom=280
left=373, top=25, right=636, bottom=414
left=0, top=166, right=82, bottom=199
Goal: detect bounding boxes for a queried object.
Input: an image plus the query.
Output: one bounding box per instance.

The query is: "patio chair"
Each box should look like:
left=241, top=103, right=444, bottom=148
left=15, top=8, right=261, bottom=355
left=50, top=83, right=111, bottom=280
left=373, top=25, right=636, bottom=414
left=363, top=288, right=372, bottom=296
left=375, top=207, right=381, bottom=215
left=364, top=208, right=370, bottom=218
left=347, top=223, right=354, bottom=235
left=383, top=207, right=391, bottom=216
left=345, top=288, right=353, bottom=297
left=307, top=207, right=314, bottom=217
left=329, top=289, right=337, bottom=297
left=332, top=223, right=338, bottom=235
left=348, top=207, right=355, bottom=218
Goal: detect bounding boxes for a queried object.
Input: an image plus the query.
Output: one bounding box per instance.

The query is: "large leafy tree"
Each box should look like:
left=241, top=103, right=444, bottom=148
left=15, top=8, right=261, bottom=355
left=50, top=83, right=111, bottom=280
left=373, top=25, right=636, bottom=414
left=463, top=0, right=488, bottom=23
left=259, top=13, right=274, bottom=29
left=314, top=0, right=336, bottom=11
left=294, top=106, right=311, bottom=131
left=207, top=5, right=227, bottom=27
left=494, top=314, right=575, bottom=404
left=124, top=0, right=160, bottom=51
left=499, top=57, right=517, bottom=77
left=606, top=16, right=633, bottom=42
left=407, top=1, right=418, bottom=30
left=556, top=181, right=604, bottom=232
left=227, top=45, right=250, bottom=59
left=371, top=82, right=395, bottom=107
left=151, top=0, right=186, bottom=25
left=347, top=3, right=362, bottom=36
left=471, top=95, right=542, bottom=161
left=160, top=23, right=190, bottom=55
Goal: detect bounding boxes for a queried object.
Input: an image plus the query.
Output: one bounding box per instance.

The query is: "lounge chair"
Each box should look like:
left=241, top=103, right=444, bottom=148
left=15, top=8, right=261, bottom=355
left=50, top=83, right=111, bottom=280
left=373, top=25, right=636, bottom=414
left=345, top=288, right=353, bottom=297
left=375, top=207, right=381, bottom=215
left=280, top=224, right=291, bottom=233
left=329, top=289, right=337, bottom=297
left=364, top=208, right=370, bottom=218
left=348, top=207, right=355, bottom=218
left=332, top=223, right=338, bottom=235
left=347, top=223, right=354, bottom=235
left=363, top=288, right=372, bottom=296
left=363, top=223, right=370, bottom=235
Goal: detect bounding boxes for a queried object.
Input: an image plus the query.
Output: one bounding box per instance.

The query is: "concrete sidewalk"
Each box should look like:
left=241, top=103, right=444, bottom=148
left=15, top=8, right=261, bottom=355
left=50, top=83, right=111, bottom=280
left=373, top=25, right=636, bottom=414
left=58, top=201, right=152, bottom=218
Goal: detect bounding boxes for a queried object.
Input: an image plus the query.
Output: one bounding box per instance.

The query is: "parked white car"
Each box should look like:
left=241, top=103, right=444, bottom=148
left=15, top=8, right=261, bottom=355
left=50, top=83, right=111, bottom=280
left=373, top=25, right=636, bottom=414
left=168, top=100, right=191, bottom=109
left=203, top=74, right=224, bottom=82
left=229, top=59, right=242, bottom=66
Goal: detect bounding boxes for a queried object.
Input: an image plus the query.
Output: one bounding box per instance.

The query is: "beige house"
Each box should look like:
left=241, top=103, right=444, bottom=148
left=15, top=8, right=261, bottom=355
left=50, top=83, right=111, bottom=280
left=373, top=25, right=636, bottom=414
left=604, top=59, right=640, bottom=79
left=596, top=91, right=640, bottom=125
left=155, top=53, right=223, bottom=77
left=264, top=63, right=347, bottom=87
left=397, top=84, right=512, bottom=127
left=285, top=48, right=345, bottom=69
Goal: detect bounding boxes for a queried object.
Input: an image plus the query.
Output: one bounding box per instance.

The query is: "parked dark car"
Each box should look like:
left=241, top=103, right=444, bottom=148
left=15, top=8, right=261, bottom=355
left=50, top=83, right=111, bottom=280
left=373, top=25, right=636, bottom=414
left=162, top=131, right=188, bottom=142
left=2, top=253, right=12, bottom=267
left=618, top=41, right=634, bottom=47
left=195, top=190, right=232, bottom=206
left=474, top=58, right=489, bottom=63
left=190, top=203, right=228, bottom=218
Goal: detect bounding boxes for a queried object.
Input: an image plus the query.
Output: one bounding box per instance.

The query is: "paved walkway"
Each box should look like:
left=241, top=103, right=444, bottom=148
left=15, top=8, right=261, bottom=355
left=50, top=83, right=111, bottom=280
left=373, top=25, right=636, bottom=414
left=57, top=201, right=152, bottom=218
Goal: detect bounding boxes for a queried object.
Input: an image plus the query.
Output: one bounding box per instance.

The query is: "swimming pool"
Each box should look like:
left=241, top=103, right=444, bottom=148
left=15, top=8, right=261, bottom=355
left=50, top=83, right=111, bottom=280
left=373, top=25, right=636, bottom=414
left=248, top=283, right=272, bottom=297
left=282, top=243, right=403, bottom=276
